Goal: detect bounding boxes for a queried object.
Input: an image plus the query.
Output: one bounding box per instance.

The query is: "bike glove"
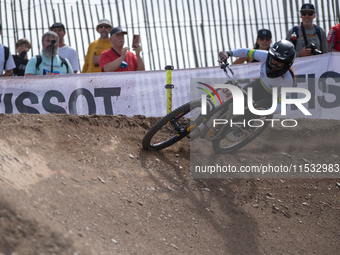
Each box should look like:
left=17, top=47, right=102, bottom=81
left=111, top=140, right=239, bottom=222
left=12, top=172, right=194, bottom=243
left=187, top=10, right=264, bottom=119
left=218, top=51, right=230, bottom=62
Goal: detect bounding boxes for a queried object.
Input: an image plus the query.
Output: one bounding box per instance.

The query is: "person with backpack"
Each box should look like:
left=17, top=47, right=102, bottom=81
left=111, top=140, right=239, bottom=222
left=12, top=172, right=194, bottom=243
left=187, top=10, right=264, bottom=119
left=0, top=22, right=16, bottom=76
left=285, top=3, right=327, bottom=57
left=50, top=22, right=80, bottom=73
left=25, top=31, right=73, bottom=76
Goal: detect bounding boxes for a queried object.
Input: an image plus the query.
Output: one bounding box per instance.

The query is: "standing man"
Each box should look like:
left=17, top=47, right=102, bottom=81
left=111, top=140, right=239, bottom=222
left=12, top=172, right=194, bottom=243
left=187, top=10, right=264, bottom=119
left=285, top=3, right=327, bottom=57
left=50, top=22, right=80, bottom=73
left=25, top=31, right=73, bottom=75
left=327, top=23, right=340, bottom=52
left=0, top=22, right=16, bottom=76
left=99, top=27, right=145, bottom=72
left=82, top=19, right=112, bottom=73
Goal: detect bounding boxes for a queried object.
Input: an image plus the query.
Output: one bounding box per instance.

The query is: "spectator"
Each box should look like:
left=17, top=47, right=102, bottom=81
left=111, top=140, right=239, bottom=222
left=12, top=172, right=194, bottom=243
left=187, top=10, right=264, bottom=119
left=82, top=19, right=112, bottom=73
left=12, top=38, right=31, bottom=76
left=285, top=3, right=327, bottom=57
left=0, top=22, right=15, bottom=76
left=99, top=27, right=145, bottom=72
left=25, top=31, right=73, bottom=75
left=233, top=29, right=272, bottom=64
left=327, top=23, right=340, bottom=52
left=50, top=22, right=80, bottom=73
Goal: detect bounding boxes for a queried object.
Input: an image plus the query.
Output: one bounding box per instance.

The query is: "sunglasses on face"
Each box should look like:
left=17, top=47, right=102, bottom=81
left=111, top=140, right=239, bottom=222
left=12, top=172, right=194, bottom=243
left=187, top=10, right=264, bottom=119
left=259, top=36, right=271, bottom=41
left=98, top=25, right=110, bottom=29
left=301, top=11, right=314, bottom=16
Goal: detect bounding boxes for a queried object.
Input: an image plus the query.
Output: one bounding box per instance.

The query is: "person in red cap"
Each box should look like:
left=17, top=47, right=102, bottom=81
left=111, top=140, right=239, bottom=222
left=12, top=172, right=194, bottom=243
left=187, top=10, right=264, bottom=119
left=82, top=19, right=112, bottom=73
left=99, top=27, right=145, bottom=72
left=285, top=3, right=327, bottom=57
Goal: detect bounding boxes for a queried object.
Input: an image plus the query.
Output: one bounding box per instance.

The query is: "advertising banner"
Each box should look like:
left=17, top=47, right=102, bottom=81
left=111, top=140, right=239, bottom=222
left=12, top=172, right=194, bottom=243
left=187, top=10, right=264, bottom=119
left=1, top=53, right=340, bottom=119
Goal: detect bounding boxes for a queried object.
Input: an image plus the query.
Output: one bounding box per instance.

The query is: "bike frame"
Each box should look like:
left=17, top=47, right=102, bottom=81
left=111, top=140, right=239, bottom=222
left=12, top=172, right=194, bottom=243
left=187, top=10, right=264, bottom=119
left=142, top=60, right=271, bottom=152
left=183, top=62, right=250, bottom=141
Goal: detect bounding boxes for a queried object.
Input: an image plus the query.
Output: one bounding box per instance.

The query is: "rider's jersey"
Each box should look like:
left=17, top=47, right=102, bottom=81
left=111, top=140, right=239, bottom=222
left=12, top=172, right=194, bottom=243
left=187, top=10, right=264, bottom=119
left=230, top=49, right=293, bottom=95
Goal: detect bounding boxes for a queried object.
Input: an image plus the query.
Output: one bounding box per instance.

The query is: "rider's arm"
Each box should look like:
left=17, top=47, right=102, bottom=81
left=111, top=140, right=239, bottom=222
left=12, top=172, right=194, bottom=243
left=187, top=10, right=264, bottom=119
left=231, top=49, right=267, bottom=62
left=230, top=48, right=251, bottom=58
left=232, top=57, right=252, bottom=65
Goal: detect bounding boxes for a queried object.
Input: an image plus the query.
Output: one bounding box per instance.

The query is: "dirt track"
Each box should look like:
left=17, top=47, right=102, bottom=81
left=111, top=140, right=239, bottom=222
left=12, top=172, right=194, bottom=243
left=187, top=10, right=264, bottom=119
left=0, top=114, right=339, bottom=255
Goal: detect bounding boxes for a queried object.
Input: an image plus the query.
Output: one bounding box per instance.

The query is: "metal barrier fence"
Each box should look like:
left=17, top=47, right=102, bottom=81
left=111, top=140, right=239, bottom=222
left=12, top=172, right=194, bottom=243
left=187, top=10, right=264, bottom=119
left=0, top=0, right=339, bottom=72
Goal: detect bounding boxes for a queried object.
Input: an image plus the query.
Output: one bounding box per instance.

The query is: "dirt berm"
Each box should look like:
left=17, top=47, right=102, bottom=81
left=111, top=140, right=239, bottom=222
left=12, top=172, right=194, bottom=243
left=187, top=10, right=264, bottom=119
left=0, top=114, right=339, bottom=254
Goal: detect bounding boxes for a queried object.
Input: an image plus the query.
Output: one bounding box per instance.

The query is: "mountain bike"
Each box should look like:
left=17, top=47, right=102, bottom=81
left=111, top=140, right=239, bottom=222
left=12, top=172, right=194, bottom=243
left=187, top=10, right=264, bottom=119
left=142, top=61, right=273, bottom=153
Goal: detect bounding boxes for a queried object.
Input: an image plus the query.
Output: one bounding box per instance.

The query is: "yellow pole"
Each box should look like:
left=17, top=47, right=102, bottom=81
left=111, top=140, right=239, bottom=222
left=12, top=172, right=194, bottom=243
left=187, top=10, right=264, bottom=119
left=165, top=65, right=174, bottom=114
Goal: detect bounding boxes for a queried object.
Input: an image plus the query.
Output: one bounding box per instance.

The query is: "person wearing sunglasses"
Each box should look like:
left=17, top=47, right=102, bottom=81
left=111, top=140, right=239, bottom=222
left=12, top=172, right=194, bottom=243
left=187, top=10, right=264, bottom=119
left=285, top=3, right=327, bottom=57
left=82, top=19, right=112, bottom=73
left=233, top=29, right=272, bottom=64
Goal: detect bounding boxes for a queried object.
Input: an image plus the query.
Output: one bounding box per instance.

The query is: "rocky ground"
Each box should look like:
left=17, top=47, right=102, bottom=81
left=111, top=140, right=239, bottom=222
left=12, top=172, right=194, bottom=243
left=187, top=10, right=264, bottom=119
left=0, top=114, right=339, bottom=254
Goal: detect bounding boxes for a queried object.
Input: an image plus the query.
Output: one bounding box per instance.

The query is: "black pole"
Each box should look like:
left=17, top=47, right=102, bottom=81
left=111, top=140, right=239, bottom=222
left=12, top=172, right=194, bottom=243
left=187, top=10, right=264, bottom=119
left=204, top=0, right=214, bottom=65
left=51, top=41, right=55, bottom=73
left=81, top=0, right=91, bottom=45
left=246, top=0, right=255, bottom=45
left=168, top=0, right=179, bottom=69
left=174, top=0, right=186, bottom=68
left=44, top=0, right=50, bottom=28
left=187, top=0, right=199, bottom=67
left=270, top=0, right=277, bottom=41
left=11, top=0, right=18, bottom=46
left=156, top=0, right=168, bottom=66
left=28, top=0, right=33, bottom=57
left=76, top=1, right=86, bottom=59
left=4, top=0, right=10, bottom=47
left=87, top=0, right=96, bottom=39
left=19, top=0, right=26, bottom=39
left=71, top=6, right=80, bottom=70
left=61, top=1, right=71, bottom=46
left=193, top=0, right=203, bottom=66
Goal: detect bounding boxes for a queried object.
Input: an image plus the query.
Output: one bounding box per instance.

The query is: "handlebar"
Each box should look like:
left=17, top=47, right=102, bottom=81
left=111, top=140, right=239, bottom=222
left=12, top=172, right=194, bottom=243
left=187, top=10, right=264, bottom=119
left=219, top=61, right=241, bottom=89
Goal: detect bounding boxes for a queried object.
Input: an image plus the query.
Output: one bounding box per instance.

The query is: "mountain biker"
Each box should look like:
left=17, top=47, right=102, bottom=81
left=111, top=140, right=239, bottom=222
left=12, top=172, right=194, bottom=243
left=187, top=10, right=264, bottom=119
left=218, top=39, right=296, bottom=123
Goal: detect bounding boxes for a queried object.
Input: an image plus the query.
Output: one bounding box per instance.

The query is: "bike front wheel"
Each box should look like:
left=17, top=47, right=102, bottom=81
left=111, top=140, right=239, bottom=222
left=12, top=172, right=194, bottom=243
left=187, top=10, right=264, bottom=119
left=142, top=100, right=202, bottom=151
left=212, top=115, right=273, bottom=153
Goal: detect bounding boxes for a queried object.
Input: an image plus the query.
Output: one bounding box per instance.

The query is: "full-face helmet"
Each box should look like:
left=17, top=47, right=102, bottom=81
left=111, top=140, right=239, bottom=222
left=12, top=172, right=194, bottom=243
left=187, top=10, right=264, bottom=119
left=266, top=39, right=295, bottom=78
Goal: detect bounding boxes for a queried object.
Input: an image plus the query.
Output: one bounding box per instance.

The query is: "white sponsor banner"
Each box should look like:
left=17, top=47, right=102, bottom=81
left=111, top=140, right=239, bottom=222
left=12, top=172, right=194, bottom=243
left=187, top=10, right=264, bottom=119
left=1, top=53, right=340, bottom=119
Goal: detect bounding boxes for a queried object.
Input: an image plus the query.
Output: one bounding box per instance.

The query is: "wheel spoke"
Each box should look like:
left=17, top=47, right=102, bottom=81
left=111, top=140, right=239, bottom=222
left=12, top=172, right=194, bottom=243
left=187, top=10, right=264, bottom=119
left=142, top=100, right=202, bottom=151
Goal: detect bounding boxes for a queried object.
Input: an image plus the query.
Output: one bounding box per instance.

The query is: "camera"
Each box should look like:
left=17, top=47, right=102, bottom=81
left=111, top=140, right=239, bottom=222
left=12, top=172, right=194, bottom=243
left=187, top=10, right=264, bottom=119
left=307, top=43, right=322, bottom=55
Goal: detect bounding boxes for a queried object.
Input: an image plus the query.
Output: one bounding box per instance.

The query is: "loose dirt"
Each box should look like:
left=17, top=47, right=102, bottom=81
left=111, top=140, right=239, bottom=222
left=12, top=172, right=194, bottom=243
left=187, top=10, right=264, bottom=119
left=0, top=114, right=339, bottom=254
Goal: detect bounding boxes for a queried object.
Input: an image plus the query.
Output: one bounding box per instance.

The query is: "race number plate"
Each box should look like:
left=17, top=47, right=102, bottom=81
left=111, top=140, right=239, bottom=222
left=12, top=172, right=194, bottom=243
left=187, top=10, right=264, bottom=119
left=220, top=88, right=233, bottom=102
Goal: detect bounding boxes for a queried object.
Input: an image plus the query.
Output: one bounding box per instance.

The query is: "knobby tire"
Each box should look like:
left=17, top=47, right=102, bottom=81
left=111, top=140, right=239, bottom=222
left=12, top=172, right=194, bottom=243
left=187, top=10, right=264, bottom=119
left=212, top=115, right=273, bottom=153
left=142, top=100, right=201, bottom=151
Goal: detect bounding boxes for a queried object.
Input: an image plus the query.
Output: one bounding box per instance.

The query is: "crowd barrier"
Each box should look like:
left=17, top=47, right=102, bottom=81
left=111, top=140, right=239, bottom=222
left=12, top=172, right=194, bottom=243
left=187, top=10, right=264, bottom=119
left=1, top=53, right=339, bottom=119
